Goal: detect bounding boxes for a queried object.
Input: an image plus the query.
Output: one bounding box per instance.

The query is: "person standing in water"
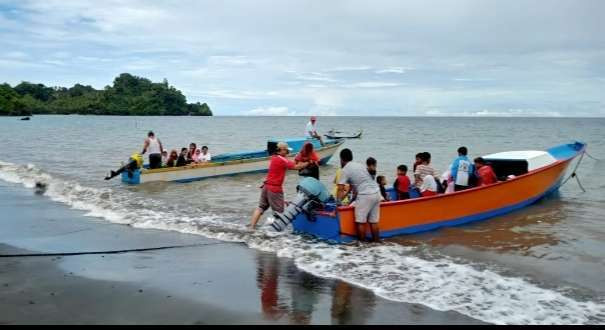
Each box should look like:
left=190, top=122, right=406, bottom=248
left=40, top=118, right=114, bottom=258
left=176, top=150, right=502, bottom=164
left=249, top=142, right=309, bottom=230
left=141, top=131, right=164, bottom=169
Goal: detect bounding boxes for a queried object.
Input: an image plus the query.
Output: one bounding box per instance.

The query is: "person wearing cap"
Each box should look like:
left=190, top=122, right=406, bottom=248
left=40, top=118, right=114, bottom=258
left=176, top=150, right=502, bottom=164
left=141, top=131, right=164, bottom=169
left=249, top=142, right=309, bottom=230
left=305, top=116, right=325, bottom=146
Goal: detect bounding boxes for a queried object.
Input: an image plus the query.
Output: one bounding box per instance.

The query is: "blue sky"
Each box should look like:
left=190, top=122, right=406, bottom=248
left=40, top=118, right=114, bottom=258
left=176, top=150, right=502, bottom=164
left=1, top=0, right=604, bottom=116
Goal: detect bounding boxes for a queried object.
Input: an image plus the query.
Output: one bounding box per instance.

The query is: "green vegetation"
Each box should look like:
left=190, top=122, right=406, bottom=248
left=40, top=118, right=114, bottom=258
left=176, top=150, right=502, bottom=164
left=0, top=73, right=212, bottom=116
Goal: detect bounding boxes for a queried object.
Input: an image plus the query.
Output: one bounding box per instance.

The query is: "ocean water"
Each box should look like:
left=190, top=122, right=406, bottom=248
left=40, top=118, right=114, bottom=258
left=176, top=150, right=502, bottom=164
left=1, top=115, right=604, bottom=324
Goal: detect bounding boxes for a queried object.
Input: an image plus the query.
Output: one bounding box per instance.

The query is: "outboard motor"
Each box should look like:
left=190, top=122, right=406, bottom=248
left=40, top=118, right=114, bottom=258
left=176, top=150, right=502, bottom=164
left=104, top=153, right=143, bottom=180
left=271, top=177, right=331, bottom=232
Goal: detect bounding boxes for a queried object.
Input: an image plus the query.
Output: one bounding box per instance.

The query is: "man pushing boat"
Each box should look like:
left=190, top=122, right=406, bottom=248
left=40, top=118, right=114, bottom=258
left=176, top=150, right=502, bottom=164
left=249, top=142, right=310, bottom=230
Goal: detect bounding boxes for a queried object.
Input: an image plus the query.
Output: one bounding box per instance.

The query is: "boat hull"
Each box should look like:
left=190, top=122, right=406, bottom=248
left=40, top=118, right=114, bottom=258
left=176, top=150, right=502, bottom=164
left=122, top=141, right=343, bottom=184
left=292, top=141, right=585, bottom=243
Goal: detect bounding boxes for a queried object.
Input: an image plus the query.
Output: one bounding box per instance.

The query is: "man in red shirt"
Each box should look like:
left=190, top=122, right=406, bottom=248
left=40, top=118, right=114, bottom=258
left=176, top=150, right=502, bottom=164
left=474, top=157, right=498, bottom=186
left=249, top=142, right=309, bottom=230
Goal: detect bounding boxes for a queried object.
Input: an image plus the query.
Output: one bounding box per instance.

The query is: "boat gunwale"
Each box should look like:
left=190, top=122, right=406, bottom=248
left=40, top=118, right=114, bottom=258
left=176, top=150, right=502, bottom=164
left=335, top=143, right=585, bottom=212
left=139, top=140, right=344, bottom=175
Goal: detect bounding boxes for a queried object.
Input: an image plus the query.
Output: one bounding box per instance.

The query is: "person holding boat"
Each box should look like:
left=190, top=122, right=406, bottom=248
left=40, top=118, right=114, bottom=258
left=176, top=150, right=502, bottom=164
left=305, top=116, right=325, bottom=146
left=249, top=142, right=309, bottom=230
left=450, top=146, right=475, bottom=191
left=336, top=148, right=382, bottom=243
left=141, top=131, right=164, bottom=169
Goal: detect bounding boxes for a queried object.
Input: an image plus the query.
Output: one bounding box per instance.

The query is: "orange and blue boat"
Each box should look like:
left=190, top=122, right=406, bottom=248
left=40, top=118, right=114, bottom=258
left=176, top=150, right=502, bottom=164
left=292, top=141, right=586, bottom=243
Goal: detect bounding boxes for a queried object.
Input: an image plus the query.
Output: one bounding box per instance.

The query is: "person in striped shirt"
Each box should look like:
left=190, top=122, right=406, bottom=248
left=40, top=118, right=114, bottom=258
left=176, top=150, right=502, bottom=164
left=414, top=152, right=439, bottom=191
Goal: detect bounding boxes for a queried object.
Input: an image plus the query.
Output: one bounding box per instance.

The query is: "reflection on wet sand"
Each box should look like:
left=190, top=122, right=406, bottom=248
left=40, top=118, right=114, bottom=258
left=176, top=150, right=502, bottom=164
left=255, top=253, right=376, bottom=324
left=390, top=196, right=569, bottom=254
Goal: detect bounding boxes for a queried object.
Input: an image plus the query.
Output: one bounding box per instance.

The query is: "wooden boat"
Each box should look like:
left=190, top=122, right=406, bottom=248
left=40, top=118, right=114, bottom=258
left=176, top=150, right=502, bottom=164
left=20, top=117, right=31, bottom=121
left=292, top=141, right=586, bottom=242
left=121, top=138, right=344, bottom=184
left=324, top=129, right=362, bottom=139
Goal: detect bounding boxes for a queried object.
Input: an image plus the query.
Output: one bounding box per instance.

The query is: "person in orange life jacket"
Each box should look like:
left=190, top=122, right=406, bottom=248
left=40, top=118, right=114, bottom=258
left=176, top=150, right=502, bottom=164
left=249, top=142, right=309, bottom=230
left=474, top=157, right=498, bottom=186
left=393, top=164, right=411, bottom=200
left=141, top=131, right=164, bottom=169
left=450, top=146, right=475, bottom=192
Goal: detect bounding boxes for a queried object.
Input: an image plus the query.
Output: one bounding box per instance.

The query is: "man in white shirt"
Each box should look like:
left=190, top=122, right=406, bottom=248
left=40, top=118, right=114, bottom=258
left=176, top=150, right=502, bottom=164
left=305, top=116, right=324, bottom=146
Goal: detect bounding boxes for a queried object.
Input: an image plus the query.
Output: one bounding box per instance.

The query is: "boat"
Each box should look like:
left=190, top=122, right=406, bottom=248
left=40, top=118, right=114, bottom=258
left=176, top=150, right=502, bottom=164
left=120, top=137, right=344, bottom=184
left=291, top=141, right=586, bottom=243
left=20, top=116, right=31, bottom=121
left=324, top=129, right=362, bottom=139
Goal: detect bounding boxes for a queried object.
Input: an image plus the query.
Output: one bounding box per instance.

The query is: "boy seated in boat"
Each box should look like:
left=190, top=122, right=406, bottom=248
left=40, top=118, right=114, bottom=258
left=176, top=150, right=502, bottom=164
left=393, top=164, right=410, bottom=200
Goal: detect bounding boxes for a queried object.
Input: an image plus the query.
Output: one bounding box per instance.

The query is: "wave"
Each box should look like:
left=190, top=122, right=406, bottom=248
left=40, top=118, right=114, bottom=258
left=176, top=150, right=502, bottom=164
left=1, top=160, right=603, bottom=324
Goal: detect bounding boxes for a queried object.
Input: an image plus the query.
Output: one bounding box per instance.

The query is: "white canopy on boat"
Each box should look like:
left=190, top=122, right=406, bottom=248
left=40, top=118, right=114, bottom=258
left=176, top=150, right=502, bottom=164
left=482, top=150, right=557, bottom=171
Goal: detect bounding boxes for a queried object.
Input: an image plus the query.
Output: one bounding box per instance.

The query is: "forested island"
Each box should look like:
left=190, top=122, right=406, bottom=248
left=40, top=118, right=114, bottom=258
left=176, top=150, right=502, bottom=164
left=0, top=73, right=212, bottom=116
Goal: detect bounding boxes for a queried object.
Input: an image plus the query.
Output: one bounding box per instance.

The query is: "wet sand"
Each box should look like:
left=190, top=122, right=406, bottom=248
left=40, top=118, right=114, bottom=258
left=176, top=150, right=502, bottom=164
left=0, top=181, right=484, bottom=324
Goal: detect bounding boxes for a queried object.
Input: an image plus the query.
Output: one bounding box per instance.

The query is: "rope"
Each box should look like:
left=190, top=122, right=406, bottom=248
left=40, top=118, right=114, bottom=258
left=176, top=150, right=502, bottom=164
left=0, top=242, right=232, bottom=258
left=560, top=149, right=587, bottom=192
left=584, top=150, right=600, bottom=161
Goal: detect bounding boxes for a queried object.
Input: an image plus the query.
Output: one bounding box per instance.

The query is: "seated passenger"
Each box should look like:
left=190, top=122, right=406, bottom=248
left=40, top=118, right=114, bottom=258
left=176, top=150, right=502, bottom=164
left=414, top=152, right=439, bottom=193
left=413, top=153, right=423, bottom=172
left=192, top=148, right=201, bottom=163
left=176, top=148, right=188, bottom=167
left=420, top=174, right=438, bottom=197
left=332, top=168, right=350, bottom=205
left=440, top=170, right=455, bottom=194
left=393, top=164, right=410, bottom=200
left=295, top=142, right=319, bottom=179
left=199, top=146, right=212, bottom=162
left=161, top=150, right=168, bottom=166
left=474, top=157, right=498, bottom=186
left=186, top=143, right=197, bottom=163
left=166, top=150, right=178, bottom=167
left=377, top=175, right=389, bottom=201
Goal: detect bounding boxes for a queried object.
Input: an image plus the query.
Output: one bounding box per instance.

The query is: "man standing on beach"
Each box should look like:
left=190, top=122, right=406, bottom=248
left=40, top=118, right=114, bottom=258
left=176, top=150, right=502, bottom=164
left=305, top=116, right=325, bottom=146
left=249, top=142, right=309, bottom=230
left=141, top=131, right=164, bottom=169
left=336, top=148, right=382, bottom=242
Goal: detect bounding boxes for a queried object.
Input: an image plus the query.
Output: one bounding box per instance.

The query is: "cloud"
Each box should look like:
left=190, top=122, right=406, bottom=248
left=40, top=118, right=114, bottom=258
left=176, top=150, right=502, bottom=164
left=243, top=106, right=293, bottom=116
left=376, top=67, right=408, bottom=74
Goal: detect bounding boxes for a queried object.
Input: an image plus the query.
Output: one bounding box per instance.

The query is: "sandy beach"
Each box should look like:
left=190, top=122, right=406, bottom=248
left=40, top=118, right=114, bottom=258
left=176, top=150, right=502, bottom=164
left=0, top=180, right=483, bottom=324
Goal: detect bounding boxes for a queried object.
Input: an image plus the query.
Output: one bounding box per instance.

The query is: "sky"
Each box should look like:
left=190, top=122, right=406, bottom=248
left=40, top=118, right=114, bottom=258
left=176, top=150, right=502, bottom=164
left=1, top=0, right=604, bottom=116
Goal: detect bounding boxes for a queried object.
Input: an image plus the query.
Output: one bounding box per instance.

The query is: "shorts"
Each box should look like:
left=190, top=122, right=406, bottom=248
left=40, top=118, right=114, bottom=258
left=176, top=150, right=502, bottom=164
left=258, top=186, right=285, bottom=213
left=149, top=153, right=162, bottom=169
left=353, top=193, right=381, bottom=224
left=397, top=191, right=410, bottom=200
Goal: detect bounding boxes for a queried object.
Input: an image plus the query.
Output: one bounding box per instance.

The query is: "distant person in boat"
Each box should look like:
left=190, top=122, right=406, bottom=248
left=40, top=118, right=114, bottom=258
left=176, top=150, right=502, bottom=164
left=474, top=157, right=498, bottom=186
left=249, top=142, right=309, bottom=230
left=166, top=149, right=178, bottom=167
left=393, top=164, right=410, bottom=200
left=420, top=175, right=438, bottom=197
left=198, top=146, right=211, bottom=162
left=414, top=152, right=439, bottom=193
left=366, top=157, right=377, bottom=181
left=186, top=143, right=197, bottom=164
left=161, top=150, right=168, bottom=166
left=305, top=116, right=325, bottom=146
left=176, top=148, right=188, bottom=167
left=450, top=146, right=474, bottom=192
left=295, top=142, right=320, bottom=180
left=141, top=131, right=164, bottom=169
left=336, top=148, right=382, bottom=243
left=377, top=175, right=389, bottom=201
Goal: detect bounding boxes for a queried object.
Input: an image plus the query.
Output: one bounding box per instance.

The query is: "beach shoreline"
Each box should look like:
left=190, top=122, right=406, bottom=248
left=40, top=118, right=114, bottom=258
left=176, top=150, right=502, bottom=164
left=0, top=180, right=484, bottom=324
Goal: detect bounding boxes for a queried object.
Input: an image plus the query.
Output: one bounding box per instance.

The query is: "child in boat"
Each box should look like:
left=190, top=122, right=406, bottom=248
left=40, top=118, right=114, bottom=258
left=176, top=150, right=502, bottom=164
left=420, top=174, right=438, bottom=197
left=366, top=157, right=377, bottom=181
left=176, top=148, right=188, bottom=167
left=393, top=164, right=410, bottom=200
left=199, top=146, right=212, bottom=162
left=166, top=150, right=178, bottom=167
left=414, top=152, right=439, bottom=192
left=377, top=175, right=389, bottom=201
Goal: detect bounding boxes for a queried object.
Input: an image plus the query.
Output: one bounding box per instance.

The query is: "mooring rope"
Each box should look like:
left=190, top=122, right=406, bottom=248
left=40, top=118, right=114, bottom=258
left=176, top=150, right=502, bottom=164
left=560, top=150, right=586, bottom=192
left=0, top=241, right=233, bottom=258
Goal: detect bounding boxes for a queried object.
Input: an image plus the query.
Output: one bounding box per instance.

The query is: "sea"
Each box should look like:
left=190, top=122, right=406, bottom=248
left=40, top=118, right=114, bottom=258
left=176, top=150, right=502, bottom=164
left=1, top=115, right=604, bottom=324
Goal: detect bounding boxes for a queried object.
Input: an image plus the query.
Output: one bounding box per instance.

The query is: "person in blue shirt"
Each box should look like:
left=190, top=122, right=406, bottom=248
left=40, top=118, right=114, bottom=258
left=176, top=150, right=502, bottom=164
left=450, top=146, right=474, bottom=192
